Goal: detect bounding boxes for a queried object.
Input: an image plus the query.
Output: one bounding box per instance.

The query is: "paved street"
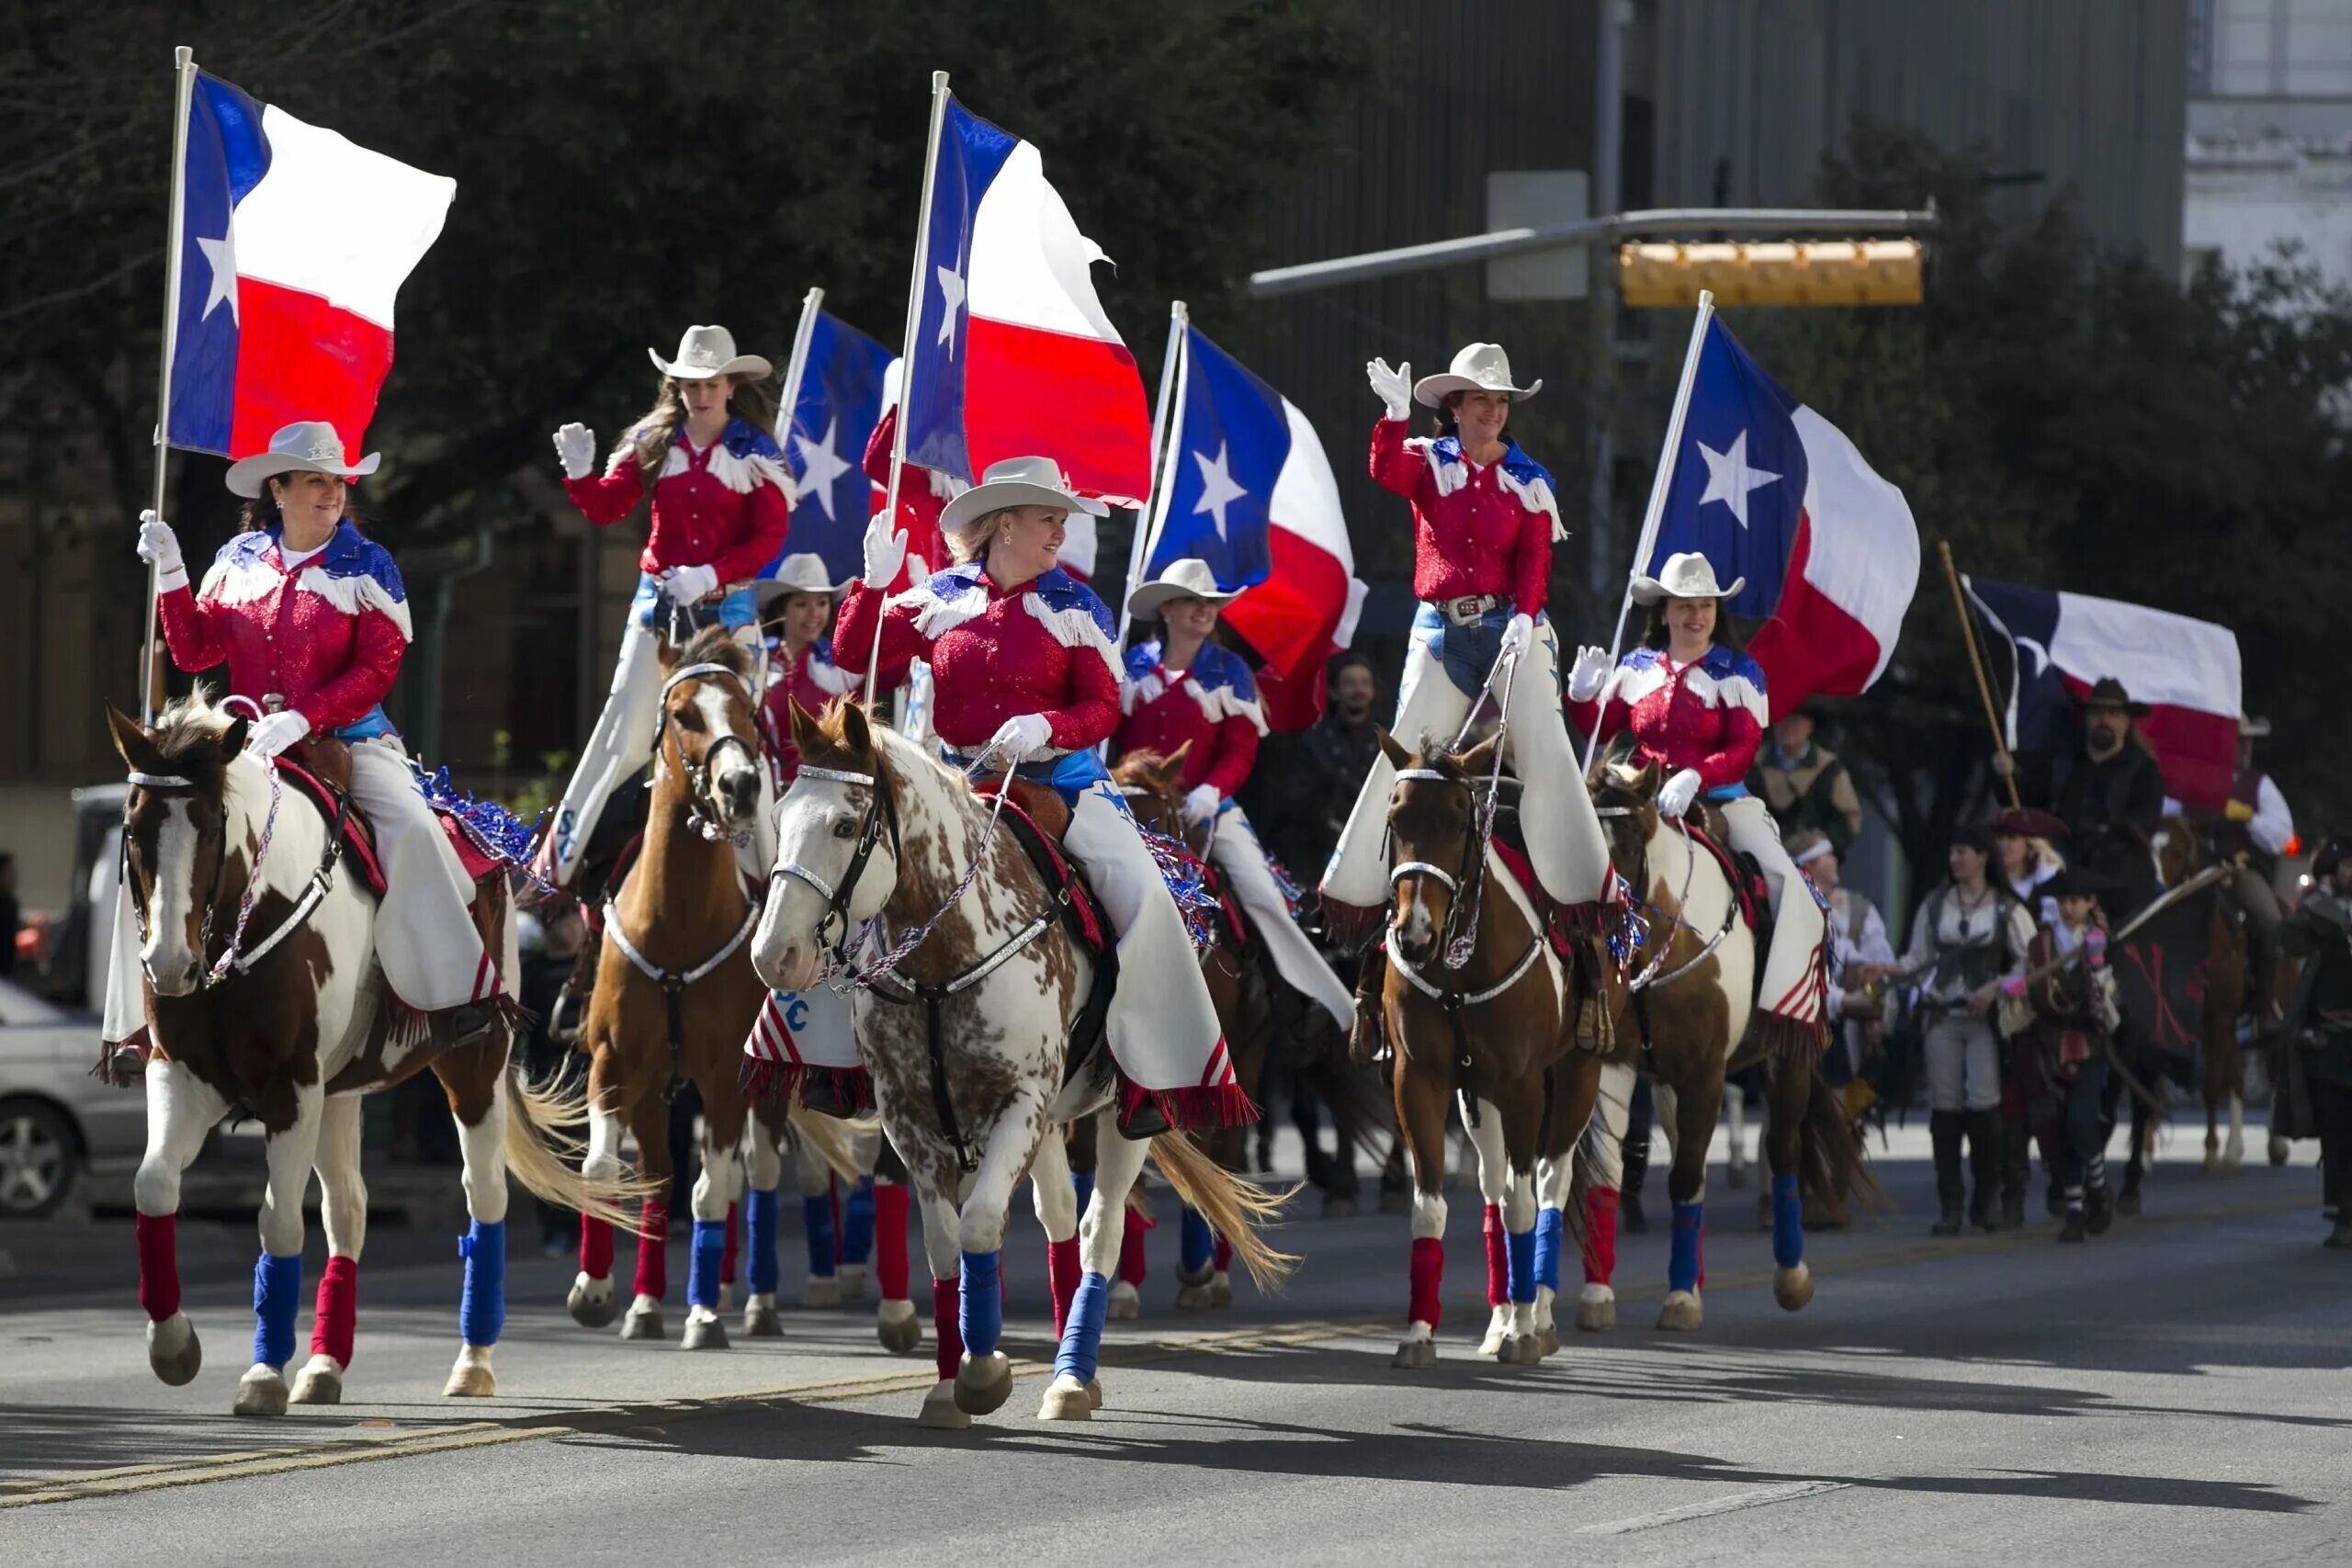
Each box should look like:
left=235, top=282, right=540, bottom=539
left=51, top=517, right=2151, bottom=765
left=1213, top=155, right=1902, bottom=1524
left=0, top=1122, right=2344, bottom=1567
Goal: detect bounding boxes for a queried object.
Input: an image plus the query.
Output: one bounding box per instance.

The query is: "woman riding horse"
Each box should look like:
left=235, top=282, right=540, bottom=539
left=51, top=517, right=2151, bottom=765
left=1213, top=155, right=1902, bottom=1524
left=538, top=324, right=790, bottom=888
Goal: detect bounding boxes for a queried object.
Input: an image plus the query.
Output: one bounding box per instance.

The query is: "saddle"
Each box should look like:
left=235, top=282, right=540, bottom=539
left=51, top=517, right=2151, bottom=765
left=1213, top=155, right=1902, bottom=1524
left=1677, top=807, right=1768, bottom=933
left=277, top=738, right=502, bottom=900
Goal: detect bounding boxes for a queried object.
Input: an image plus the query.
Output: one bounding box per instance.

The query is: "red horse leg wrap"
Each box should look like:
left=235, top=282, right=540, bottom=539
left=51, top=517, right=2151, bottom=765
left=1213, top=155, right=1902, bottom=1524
left=721, top=1201, right=741, bottom=1288
left=1119, top=1206, right=1148, bottom=1287
left=633, top=1199, right=670, bottom=1302
left=1581, top=1188, right=1621, bottom=1284
left=932, top=1276, right=964, bottom=1382
left=311, top=1255, right=358, bottom=1365
left=874, top=1183, right=911, bottom=1300
left=579, top=1214, right=616, bottom=1280
left=1047, top=1235, right=1081, bottom=1341
left=1408, top=1235, right=1445, bottom=1328
left=136, top=1211, right=180, bottom=1323
left=1213, top=1234, right=1233, bottom=1272
left=1483, top=1203, right=1508, bottom=1307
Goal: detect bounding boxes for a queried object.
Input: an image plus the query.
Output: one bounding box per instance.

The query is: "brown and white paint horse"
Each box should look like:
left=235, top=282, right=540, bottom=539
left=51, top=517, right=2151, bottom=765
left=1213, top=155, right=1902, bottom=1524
left=108, top=696, right=634, bottom=1416
left=754, top=703, right=1291, bottom=1427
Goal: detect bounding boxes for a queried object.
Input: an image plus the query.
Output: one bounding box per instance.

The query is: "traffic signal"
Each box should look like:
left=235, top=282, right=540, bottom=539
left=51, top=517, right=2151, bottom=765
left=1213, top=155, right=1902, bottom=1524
left=1617, top=239, right=1925, bottom=308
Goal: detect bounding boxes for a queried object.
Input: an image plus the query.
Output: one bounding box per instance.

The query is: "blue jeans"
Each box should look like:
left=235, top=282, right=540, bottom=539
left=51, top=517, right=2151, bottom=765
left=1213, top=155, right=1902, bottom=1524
left=629, top=572, right=758, bottom=633
left=1410, top=602, right=1559, bottom=699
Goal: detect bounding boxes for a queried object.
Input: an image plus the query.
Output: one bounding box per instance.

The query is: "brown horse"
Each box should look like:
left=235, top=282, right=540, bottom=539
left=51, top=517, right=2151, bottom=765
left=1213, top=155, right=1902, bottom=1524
left=568, top=627, right=843, bottom=1348
left=108, top=695, right=635, bottom=1415
left=2151, top=820, right=2251, bottom=1176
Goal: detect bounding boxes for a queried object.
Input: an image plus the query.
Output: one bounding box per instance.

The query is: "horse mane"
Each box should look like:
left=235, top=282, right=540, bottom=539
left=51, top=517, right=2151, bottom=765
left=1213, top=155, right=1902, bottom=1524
left=1111, top=747, right=1184, bottom=796
left=801, top=703, right=964, bottom=799
left=147, top=685, right=245, bottom=783
left=673, top=624, right=752, bottom=679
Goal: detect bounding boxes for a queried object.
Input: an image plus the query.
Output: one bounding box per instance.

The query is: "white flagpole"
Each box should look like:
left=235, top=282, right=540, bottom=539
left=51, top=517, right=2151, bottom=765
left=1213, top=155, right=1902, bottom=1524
left=141, top=45, right=198, bottom=727
left=759, top=285, right=825, bottom=682
left=865, top=71, right=953, bottom=713
left=1581, top=289, right=1714, bottom=767
left=1113, top=299, right=1189, bottom=652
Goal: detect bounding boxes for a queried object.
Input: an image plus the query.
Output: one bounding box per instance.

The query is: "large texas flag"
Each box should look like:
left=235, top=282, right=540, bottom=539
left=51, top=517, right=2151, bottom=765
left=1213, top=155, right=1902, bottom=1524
left=167, top=72, right=454, bottom=458
left=774, top=308, right=897, bottom=588
left=1963, top=578, right=2243, bottom=814
left=899, top=95, right=1151, bottom=507
left=1645, top=317, right=1917, bottom=716
left=1143, top=324, right=1365, bottom=728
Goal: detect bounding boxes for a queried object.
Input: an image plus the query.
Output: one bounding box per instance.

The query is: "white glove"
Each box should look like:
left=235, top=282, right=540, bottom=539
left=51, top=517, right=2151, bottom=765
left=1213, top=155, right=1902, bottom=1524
left=1566, top=645, right=1612, bottom=704
left=553, top=423, right=596, bottom=480
left=137, top=509, right=186, bottom=587
left=245, top=710, right=311, bottom=761
left=1182, top=784, right=1222, bottom=826
left=1657, top=768, right=1702, bottom=820
left=861, top=510, right=909, bottom=589
left=1366, top=356, right=1413, bottom=422
left=989, top=713, right=1054, bottom=764
left=1497, top=612, right=1534, bottom=660
left=662, top=563, right=719, bottom=604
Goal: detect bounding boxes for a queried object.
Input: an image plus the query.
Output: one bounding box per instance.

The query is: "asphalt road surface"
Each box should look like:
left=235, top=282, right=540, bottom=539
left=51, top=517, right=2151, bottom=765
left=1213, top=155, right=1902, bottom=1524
left=0, top=1122, right=2344, bottom=1567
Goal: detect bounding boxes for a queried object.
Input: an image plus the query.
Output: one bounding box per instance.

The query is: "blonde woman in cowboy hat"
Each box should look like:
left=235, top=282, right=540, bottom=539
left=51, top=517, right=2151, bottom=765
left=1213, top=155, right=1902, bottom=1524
left=1321, top=342, right=1610, bottom=933
left=1116, top=559, right=1356, bottom=1032
left=755, top=552, right=858, bottom=787
left=115, top=422, right=503, bottom=1054
left=836, top=458, right=1244, bottom=1135
left=537, top=324, right=793, bottom=888
left=1566, top=552, right=1831, bottom=1055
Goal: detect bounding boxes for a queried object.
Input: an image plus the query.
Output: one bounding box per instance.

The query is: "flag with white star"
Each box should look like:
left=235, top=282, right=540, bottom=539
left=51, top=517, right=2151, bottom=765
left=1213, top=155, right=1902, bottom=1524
left=165, top=71, right=453, bottom=459
left=1645, top=316, right=1918, bottom=711
left=773, top=308, right=896, bottom=588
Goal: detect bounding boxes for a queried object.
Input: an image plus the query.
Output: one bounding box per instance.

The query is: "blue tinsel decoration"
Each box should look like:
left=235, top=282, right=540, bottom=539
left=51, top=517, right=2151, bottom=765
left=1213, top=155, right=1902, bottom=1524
left=1136, top=825, right=1217, bottom=953
left=1263, top=852, right=1306, bottom=922
left=418, top=765, right=553, bottom=890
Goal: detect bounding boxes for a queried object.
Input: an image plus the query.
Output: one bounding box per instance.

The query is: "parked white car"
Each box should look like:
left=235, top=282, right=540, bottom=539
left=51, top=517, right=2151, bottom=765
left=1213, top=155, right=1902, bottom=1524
left=0, top=978, right=143, bottom=1216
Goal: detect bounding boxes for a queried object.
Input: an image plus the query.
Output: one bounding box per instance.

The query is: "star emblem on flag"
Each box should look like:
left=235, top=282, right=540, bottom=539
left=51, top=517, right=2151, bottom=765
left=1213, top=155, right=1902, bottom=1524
left=791, top=415, right=853, bottom=520
left=934, top=263, right=966, bottom=355
left=1190, top=440, right=1248, bottom=539
left=1694, top=429, right=1780, bottom=528
left=197, top=228, right=239, bottom=323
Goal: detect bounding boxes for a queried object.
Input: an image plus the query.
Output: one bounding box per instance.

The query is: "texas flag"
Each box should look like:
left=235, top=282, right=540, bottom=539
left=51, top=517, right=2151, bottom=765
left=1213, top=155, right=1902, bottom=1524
left=1645, top=317, right=1917, bottom=716
left=167, top=72, right=454, bottom=459
left=1143, top=324, right=1365, bottom=728
left=899, top=95, right=1151, bottom=507
left=1963, top=578, right=2243, bottom=814
left=775, top=308, right=897, bottom=588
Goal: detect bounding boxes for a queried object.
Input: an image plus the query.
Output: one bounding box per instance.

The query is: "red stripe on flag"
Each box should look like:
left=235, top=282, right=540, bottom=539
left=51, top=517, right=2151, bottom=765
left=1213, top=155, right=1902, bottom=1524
left=1748, top=512, right=1885, bottom=718
left=1224, top=527, right=1351, bottom=675
left=962, top=317, right=1151, bottom=502
left=230, top=278, right=397, bottom=456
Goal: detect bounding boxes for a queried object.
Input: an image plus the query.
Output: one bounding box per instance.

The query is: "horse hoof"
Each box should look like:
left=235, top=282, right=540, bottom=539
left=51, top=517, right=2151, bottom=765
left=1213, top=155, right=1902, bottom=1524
left=954, top=1351, right=1013, bottom=1416
left=876, top=1301, right=923, bottom=1354
left=568, top=1275, right=619, bottom=1329
left=2117, top=1191, right=2142, bottom=1218
left=1391, top=1338, right=1436, bottom=1370
left=918, top=1380, right=972, bottom=1429
left=232, top=1365, right=288, bottom=1417
left=2221, top=1155, right=2243, bottom=1175
left=1322, top=1195, right=1360, bottom=1220
left=1656, top=1292, right=1704, bottom=1332
left=146, top=1313, right=202, bottom=1387
left=442, top=1348, right=496, bottom=1398
left=619, top=1303, right=665, bottom=1341
left=744, top=1294, right=785, bottom=1338
left=1502, top=1333, right=1542, bottom=1365
left=1478, top=1328, right=1509, bottom=1357
left=2269, top=1136, right=2292, bottom=1167
left=1106, top=1281, right=1141, bottom=1321
left=1208, top=1272, right=1233, bottom=1308
left=802, top=1276, right=842, bottom=1310
left=1773, top=1263, right=1815, bottom=1313
left=1037, top=1372, right=1094, bottom=1422
left=288, top=1354, right=344, bottom=1404
left=835, top=1265, right=868, bottom=1303
left=680, top=1312, right=730, bottom=1351
left=1087, top=1378, right=1104, bottom=1410
left=1576, top=1288, right=1616, bottom=1334
left=1537, top=1325, right=1561, bottom=1358
left=2202, top=1152, right=2222, bottom=1177
left=1174, top=1285, right=1215, bottom=1312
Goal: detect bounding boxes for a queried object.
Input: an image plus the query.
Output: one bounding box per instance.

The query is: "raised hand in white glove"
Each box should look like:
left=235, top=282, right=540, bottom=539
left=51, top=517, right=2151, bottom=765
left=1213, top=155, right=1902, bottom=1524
left=1497, top=612, right=1535, bottom=660
left=662, top=563, right=719, bottom=605
left=989, top=713, right=1054, bottom=764
left=136, top=509, right=186, bottom=586
left=1182, top=784, right=1222, bottom=826
left=245, top=710, right=311, bottom=761
left=1566, top=644, right=1613, bottom=704
left=861, top=510, right=909, bottom=590
left=1366, top=356, right=1414, bottom=422
left=553, top=423, right=596, bottom=480
left=1656, top=768, right=1702, bottom=820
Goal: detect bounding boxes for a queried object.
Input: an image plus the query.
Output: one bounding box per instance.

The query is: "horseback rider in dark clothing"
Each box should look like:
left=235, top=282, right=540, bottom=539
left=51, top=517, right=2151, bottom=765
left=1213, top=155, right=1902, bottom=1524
left=1995, top=677, right=2165, bottom=921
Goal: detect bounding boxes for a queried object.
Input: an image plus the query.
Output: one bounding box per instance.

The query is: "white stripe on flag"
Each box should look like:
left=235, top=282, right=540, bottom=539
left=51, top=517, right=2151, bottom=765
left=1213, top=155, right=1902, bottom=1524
left=1790, top=405, right=1917, bottom=687
left=239, top=106, right=455, bottom=327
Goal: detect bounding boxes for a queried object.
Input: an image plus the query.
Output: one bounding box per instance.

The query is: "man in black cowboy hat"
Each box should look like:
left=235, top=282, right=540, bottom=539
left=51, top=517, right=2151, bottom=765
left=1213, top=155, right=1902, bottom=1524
left=1996, top=677, right=2166, bottom=919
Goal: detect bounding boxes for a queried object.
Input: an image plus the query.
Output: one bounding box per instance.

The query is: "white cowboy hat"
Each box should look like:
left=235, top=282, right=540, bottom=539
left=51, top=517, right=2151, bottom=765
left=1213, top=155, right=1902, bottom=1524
left=1125, top=558, right=1240, bottom=621
left=648, top=323, right=773, bottom=382
left=936, top=455, right=1109, bottom=535
left=224, top=421, right=382, bottom=498
left=1631, top=550, right=1745, bottom=604
left=2240, top=715, right=2271, bottom=739
left=757, top=551, right=857, bottom=602
left=1413, top=342, right=1543, bottom=408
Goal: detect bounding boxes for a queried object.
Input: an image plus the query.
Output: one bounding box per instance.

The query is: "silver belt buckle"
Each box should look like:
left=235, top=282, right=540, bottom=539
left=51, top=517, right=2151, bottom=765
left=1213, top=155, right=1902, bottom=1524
left=263, top=693, right=288, bottom=713
left=1445, top=595, right=1489, bottom=626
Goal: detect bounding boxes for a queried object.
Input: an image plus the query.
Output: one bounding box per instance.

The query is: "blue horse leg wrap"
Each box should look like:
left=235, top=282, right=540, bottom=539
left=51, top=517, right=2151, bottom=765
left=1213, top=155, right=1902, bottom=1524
left=1073, top=1171, right=1096, bottom=1214
left=1053, top=1271, right=1110, bottom=1382
left=802, top=1191, right=838, bottom=1278
left=959, top=1250, right=1003, bottom=1357
left=252, top=1252, right=302, bottom=1370
left=1668, top=1201, right=1704, bottom=1294
left=1506, top=1224, right=1538, bottom=1303
left=688, top=1218, right=726, bottom=1309
left=1179, top=1207, right=1216, bottom=1274
left=458, top=1220, right=506, bottom=1347
left=745, top=1188, right=781, bottom=1294
left=1533, top=1207, right=1564, bottom=1292
left=1771, top=1173, right=1805, bottom=1269
left=842, top=1176, right=876, bottom=1266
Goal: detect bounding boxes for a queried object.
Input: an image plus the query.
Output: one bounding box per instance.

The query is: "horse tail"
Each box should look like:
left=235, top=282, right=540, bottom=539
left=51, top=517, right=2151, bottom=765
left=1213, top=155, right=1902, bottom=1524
left=1147, top=1132, right=1299, bottom=1290
left=786, top=1107, right=869, bottom=1183
left=502, top=1061, right=659, bottom=1233
left=1778, top=1057, right=1883, bottom=1218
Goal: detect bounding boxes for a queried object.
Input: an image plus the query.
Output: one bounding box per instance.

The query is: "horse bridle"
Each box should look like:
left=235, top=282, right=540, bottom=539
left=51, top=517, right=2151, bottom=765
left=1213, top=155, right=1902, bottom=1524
left=656, top=660, right=760, bottom=844
left=122, top=759, right=345, bottom=987
left=772, top=761, right=901, bottom=970
left=1386, top=767, right=1502, bottom=967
